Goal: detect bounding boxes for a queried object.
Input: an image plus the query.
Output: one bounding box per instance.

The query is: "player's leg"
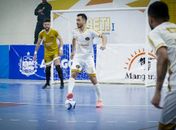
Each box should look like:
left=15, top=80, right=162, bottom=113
left=67, top=59, right=81, bottom=99
left=158, top=90, right=176, bottom=130
left=89, top=74, right=103, bottom=108
left=67, top=71, right=79, bottom=99
left=43, top=64, right=52, bottom=89
left=43, top=55, right=52, bottom=89
left=54, top=57, right=64, bottom=89
left=86, top=57, right=103, bottom=108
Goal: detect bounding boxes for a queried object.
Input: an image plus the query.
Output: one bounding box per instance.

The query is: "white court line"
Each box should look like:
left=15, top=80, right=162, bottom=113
left=47, top=120, right=57, bottom=123
left=0, top=101, right=154, bottom=108
left=66, top=121, right=77, bottom=123
left=106, top=121, right=117, bottom=123
left=127, top=121, right=137, bottom=123
left=10, top=119, right=20, bottom=122
left=86, top=121, right=97, bottom=123
left=28, top=120, right=38, bottom=122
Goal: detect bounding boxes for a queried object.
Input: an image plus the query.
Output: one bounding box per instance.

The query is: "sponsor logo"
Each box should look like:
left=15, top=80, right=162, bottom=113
left=85, top=37, right=90, bottom=41
left=61, top=59, right=72, bottom=69
left=19, top=52, right=38, bottom=76
left=87, top=17, right=115, bottom=33
left=124, top=49, right=156, bottom=81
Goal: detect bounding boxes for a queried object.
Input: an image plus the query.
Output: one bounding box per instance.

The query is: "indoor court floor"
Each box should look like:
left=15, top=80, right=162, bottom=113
left=0, top=80, right=166, bottom=130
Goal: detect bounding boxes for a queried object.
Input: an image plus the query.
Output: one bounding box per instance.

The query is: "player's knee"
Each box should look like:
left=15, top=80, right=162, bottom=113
left=89, top=74, right=97, bottom=85
left=54, top=61, right=60, bottom=66
left=91, top=78, right=98, bottom=85
left=55, top=65, right=62, bottom=71
left=71, top=73, right=77, bottom=79
left=71, top=75, right=77, bottom=79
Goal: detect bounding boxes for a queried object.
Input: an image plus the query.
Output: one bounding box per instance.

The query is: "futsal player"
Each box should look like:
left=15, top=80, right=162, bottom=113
left=33, top=19, right=64, bottom=89
left=66, top=13, right=107, bottom=108
left=148, top=1, right=176, bottom=130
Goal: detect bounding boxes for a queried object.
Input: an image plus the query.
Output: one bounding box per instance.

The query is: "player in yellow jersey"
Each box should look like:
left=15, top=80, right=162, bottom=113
left=33, top=19, right=64, bottom=89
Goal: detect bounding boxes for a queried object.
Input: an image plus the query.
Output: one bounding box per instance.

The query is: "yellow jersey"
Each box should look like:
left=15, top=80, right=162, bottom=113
left=39, top=28, right=59, bottom=55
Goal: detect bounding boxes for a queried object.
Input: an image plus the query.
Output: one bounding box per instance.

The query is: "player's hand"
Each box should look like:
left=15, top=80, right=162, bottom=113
left=70, top=52, right=75, bottom=60
left=38, top=9, right=43, bottom=13
left=100, top=45, right=106, bottom=50
left=151, top=90, right=163, bottom=109
left=59, top=49, right=63, bottom=56
left=38, top=8, right=44, bottom=15
left=33, top=54, right=37, bottom=61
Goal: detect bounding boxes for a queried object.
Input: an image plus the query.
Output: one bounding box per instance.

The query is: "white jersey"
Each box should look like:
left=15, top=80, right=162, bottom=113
left=73, top=28, right=100, bottom=58
left=148, top=22, right=176, bottom=89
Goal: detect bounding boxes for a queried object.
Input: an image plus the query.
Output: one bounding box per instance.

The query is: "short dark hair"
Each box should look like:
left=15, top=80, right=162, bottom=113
left=43, top=18, right=50, bottom=23
left=77, top=13, right=87, bottom=22
left=148, top=1, right=169, bottom=21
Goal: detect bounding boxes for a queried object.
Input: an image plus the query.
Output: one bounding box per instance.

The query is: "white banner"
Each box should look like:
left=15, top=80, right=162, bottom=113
left=96, top=44, right=156, bottom=84
left=51, top=8, right=157, bottom=84
left=52, top=8, right=147, bottom=45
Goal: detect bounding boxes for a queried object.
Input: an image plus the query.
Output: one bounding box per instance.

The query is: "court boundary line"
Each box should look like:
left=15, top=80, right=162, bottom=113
left=0, top=101, right=155, bottom=107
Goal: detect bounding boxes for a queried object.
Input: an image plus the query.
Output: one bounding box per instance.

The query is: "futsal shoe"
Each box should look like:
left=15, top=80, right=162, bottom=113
left=42, top=83, right=50, bottom=89
left=96, top=100, right=103, bottom=108
left=67, top=93, right=73, bottom=99
left=60, top=83, right=64, bottom=89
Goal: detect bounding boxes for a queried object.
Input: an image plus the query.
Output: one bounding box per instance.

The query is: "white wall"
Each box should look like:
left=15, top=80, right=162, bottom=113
left=0, top=0, right=115, bottom=44
left=0, top=0, right=41, bottom=44
left=0, top=0, right=154, bottom=44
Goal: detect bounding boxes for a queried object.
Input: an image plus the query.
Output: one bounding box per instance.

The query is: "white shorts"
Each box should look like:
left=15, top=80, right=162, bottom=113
left=71, top=56, right=96, bottom=75
left=160, top=90, right=176, bottom=124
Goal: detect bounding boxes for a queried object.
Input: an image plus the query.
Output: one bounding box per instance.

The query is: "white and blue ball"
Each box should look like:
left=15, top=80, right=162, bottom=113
left=65, top=99, right=76, bottom=110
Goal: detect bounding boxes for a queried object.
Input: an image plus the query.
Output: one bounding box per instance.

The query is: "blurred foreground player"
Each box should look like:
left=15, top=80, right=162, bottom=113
left=34, top=19, right=64, bottom=89
left=66, top=13, right=107, bottom=108
left=148, top=1, right=176, bottom=130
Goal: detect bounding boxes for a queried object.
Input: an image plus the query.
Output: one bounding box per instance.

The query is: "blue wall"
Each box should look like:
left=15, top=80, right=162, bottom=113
left=0, top=45, right=97, bottom=80
left=0, top=45, right=9, bottom=78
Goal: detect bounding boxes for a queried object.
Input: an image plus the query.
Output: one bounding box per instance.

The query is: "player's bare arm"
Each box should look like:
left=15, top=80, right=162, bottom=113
left=33, top=38, right=42, bottom=60
left=71, top=38, right=76, bottom=60
left=57, top=34, right=64, bottom=56
left=151, top=46, right=168, bottom=109
left=99, top=34, right=107, bottom=50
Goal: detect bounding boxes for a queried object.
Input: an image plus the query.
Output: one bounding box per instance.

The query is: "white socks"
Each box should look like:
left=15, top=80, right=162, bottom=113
left=68, top=78, right=75, bottom=94
left=68, top=78, right=102, bottom=101
left=94, top=83, right=102, bottom=101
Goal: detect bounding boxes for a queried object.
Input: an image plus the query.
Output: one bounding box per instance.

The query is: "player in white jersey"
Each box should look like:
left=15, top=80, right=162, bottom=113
left=66, top=13, right=107, bottom=108
left=148, top=1, right=176, bottom=130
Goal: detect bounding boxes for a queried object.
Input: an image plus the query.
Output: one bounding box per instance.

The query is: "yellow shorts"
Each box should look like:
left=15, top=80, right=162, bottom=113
left=44, top=50, right=59, bottom=66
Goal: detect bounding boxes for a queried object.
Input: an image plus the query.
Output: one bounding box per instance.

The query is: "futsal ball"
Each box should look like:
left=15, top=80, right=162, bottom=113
left=65, top=99, right=76, bottom=110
